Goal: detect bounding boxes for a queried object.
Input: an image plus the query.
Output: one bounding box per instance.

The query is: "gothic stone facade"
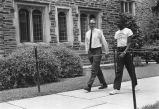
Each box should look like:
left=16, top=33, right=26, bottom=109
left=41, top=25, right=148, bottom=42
left=0, top=0, right=157, bottom=56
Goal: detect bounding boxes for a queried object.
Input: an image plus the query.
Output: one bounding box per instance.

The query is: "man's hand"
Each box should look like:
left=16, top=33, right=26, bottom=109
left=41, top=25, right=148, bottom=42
left=119, top=52, right=126, bottom=58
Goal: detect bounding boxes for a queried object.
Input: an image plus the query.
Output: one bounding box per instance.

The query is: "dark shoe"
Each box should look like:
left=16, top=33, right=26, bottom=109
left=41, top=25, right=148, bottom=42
left=84, top=86, right=91, bottom=92
left=98, top=85, right=108, bottom=89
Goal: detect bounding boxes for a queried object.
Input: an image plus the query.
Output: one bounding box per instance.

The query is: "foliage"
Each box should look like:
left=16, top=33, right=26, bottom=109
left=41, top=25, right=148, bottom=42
left=152, top=0, right=159, bottom=15
left=150, top=28, right=159, bottom=40
left=148, top=26, right=159, bottom=44
left=0, top=43, right=83, bottom=91
left=0, top=44, right=61, bottom=90
left=141, top=44, right=159, bottom=63
left=139, top=7, right=159, bottom=63
left=118, top=14, right=144, bottom=49
left=49, top=45, right=83, bottom=78
left=133, top=56, right=143, bottom=66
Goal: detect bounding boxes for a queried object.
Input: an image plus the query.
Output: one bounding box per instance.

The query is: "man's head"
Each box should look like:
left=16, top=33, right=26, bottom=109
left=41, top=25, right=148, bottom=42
left=89, top=19, right=96, bottom=30
left=117, top=14, right=126, bottom=30
left=117, top=22, right=125, bottom=30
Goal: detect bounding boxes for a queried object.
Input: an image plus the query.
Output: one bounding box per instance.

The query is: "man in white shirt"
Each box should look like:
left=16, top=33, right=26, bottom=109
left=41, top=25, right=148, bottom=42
left=84, top=19, right=109, bottom=92
left=109, top=21, right=138, bottom=95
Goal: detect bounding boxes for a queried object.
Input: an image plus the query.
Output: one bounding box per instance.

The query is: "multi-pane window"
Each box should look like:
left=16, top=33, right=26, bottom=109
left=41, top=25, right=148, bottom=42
left=80, top=14, right=88, bottom=42
left=19, top=9, right=30, bottom=42
left=80, top=13, right=96, bottom=42
left=19, top=8, right=43, bottom=43
left=58, top=12, right=67, bottom=42
left=33, top=10, right=43, bottom=42
left=121, top=1, right=135, bottom=15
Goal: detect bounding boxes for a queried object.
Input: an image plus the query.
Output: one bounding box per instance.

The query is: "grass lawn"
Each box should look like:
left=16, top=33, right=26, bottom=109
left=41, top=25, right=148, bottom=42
left=141, top=101, right=159, bottom=109
left=0, top=63, right=159, bottom=103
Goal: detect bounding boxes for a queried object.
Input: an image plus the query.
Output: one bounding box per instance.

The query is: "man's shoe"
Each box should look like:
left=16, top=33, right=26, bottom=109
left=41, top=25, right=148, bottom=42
left=109, top=89, right=120, bottom=95
left=84, top=87, right=91, bottom=92
left=98, top=85, right=108, bottom=89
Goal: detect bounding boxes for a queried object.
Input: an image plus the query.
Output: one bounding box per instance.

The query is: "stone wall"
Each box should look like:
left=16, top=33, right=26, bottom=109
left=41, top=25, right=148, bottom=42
left=0, top=0, right=4, bottom=56
left=52, top=0, right=120, bottom=50
left=0, top=0, right=17, bottom=55
left=4, top=0, right=17, bottom=55
left=0, top=0, right=157, bottom=58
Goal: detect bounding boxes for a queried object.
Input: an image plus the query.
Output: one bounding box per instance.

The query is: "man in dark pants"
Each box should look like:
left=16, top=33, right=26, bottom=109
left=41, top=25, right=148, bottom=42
left=84, top=19, right=109, bottom=92
left=109, top=22, right=138, bottom=95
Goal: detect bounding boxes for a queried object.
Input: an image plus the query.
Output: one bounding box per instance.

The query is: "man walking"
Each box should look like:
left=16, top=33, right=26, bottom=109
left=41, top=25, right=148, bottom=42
left=109, top=21, right=138, bottom=95
left=84, top=19, right=109, bottom=92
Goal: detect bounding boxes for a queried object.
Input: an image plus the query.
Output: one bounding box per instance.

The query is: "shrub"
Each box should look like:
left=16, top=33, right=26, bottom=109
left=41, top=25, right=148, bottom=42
left=48, top=45, right=83, bottom=78
left=0, top=44, right=61, bottom=90
left=141, top=45, right=159, bottom=64
left=133, top=56, right=143, bottom=66
left=145, top=17, right=159, bottom=44
left=0, top=43, right=83, bottom=90
left=152, top=48, right=159, bottom=64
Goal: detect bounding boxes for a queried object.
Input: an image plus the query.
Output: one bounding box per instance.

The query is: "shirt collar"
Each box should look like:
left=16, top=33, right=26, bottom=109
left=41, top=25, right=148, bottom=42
left=90, top=28, right=96, bottom=31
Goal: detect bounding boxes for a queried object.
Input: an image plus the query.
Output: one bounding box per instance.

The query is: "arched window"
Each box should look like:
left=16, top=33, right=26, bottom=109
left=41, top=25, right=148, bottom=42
left=80, top=14, right=88, bottom=42
left=58, top=12, right=67, bottom=42
left=32, top=10, right=43, bottom=42
left=19, top=9, right=30, bottom=42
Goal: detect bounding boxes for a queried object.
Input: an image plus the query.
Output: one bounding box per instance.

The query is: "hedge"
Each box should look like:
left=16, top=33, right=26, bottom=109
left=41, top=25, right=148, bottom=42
left=0, top=43, right=83, bottom=91
left=49, top=45, right=83, bottom=78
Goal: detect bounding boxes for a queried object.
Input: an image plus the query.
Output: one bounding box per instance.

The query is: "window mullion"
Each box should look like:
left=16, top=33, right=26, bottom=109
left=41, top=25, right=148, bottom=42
left=133, top=2, right=135, bottom=15
left=30, top=9, right=33, bottom=42
left=128, top=2, right=129, bottom=13
left=124, top=2, right=125, bottom=13
left=87, top=14, right=90, bottom=30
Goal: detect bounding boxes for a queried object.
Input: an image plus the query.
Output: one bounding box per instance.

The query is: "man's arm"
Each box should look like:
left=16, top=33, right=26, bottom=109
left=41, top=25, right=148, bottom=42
left=85, top=33, right=89, bottom=53
left=123, top=28, right=133, bottom=54
left=123, top=35, right=133, bottom=54
left=100, top=31, right=109, bottom=54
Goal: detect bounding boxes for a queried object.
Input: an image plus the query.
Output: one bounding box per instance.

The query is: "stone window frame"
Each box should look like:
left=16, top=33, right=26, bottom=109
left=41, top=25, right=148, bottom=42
left=55, top=6, right=73, bottom=44
left=14, top=2, right=51, bottom=44
left=120, top=0, right=136, bottom=16
left=78, top=7, right=102, bottom=42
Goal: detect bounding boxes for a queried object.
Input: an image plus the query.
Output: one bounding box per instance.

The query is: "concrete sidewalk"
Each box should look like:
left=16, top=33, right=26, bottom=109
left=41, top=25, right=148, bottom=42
left=0, top=76, right=159, bottom=109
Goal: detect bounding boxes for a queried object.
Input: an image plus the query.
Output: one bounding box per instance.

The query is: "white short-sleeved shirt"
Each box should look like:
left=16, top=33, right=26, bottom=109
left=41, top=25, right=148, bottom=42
left=114, top=28, right=133, bottom=47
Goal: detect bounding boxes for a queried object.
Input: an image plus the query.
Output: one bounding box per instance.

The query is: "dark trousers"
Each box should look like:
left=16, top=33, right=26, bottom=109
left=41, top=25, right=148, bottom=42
left=113, top=47, right=137, bottom=90
left=87, top=47, right=107, bottom=87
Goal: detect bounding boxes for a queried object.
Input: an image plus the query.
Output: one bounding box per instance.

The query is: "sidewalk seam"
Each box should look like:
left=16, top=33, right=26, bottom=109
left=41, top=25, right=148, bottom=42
left=6, top=102, right=26, bottom=109
left=81, top=102, right=107, bottom=109
left=56, top=93, right=91, bottom=100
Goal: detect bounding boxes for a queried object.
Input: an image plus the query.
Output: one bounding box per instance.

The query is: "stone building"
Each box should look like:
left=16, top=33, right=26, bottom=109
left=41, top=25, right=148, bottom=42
left=0, top=0, right=157, bottom=57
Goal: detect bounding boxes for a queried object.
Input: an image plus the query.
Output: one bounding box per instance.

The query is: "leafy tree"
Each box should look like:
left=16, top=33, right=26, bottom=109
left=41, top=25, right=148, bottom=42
left=118, top=14, right=144, bottom=49
left=148, top=0, right=159, bottom=44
